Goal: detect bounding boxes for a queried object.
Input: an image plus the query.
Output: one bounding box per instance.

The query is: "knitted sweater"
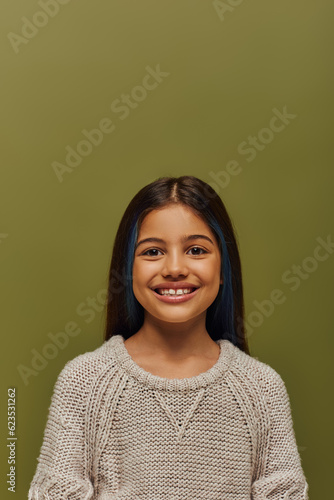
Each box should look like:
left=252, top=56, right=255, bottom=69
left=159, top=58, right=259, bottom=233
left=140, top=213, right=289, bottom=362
left=28, top=334, right=309, bottom=499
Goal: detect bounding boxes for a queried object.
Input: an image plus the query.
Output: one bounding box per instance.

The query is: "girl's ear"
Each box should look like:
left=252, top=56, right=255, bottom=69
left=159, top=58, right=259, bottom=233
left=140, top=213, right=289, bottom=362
left=220, top=276, right=223, bottom=285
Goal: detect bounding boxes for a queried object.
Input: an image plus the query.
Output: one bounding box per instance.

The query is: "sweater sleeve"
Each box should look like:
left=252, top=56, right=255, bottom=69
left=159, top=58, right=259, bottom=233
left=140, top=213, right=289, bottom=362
left=251, top=368, right=309, bottom=500
left=28, top=359, right=94, bottom=500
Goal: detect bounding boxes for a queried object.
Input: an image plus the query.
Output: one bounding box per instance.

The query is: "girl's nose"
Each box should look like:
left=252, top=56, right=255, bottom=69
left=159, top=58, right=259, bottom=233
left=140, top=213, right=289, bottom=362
left=161, top=252, right=189, bottom=277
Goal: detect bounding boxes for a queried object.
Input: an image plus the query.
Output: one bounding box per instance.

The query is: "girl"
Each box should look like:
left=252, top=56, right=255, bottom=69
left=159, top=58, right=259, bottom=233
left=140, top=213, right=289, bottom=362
left=29, top=175, right=309, bottom=499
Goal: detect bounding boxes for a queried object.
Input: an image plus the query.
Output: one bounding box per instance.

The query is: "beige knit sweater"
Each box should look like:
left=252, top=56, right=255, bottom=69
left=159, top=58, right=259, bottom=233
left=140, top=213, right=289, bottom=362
left=28, top=334, right=309, bottom=499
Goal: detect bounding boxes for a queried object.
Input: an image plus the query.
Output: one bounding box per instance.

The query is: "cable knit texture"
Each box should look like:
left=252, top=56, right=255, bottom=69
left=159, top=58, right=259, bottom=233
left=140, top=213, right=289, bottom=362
left=28, top=334, right=309, bottom=499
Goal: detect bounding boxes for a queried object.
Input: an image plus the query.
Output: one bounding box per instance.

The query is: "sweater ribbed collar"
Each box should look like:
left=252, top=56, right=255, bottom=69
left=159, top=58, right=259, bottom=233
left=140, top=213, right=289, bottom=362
left=108, top=334, right=236, bottom=392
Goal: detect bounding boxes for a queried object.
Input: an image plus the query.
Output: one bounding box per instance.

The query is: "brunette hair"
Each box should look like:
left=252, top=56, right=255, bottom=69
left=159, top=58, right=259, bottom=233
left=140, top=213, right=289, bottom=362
left=104, top=175, right=250, bottom=355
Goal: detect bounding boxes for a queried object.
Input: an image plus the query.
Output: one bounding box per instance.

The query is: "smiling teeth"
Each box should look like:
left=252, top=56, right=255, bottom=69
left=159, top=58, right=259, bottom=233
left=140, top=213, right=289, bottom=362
left=159, top=288, right=192, bottom=295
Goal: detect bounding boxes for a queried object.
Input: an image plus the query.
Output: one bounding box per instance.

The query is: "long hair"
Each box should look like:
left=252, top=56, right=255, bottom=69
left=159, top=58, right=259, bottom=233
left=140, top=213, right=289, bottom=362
left=103, top=175, right=250, bottom=355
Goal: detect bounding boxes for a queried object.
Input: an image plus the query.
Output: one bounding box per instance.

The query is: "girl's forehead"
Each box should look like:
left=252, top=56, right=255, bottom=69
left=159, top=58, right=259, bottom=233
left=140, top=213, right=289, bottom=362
left=137, top=207, right=218, bottom=244
left=139, top=206, right=211, bottom=232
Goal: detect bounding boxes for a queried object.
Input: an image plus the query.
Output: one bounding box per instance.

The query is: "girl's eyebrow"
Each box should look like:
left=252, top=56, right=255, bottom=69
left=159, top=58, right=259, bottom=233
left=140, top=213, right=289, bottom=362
left=135, top=234, right=214, bottom=250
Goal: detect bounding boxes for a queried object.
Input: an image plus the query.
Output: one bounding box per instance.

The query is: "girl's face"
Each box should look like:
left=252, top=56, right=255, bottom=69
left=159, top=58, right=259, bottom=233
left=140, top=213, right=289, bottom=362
left=132, top=204, right=223, bottom=325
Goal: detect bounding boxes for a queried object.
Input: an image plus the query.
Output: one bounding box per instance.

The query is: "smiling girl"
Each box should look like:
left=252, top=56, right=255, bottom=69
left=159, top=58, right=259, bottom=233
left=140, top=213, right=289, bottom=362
left=29, top=175, right=308, bottom=499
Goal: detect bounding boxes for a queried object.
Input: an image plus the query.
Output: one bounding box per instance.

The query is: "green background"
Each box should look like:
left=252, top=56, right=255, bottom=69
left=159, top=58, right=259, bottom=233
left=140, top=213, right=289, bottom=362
left=1, top=0, right=333, bottom=497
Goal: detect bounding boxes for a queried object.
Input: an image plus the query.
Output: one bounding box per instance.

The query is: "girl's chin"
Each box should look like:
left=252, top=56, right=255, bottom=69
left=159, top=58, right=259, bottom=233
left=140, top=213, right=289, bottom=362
left=146, top=309, right=204, bottom=325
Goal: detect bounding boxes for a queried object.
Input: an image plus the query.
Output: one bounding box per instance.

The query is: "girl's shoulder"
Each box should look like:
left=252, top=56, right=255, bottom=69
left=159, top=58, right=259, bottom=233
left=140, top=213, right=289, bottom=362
left=51, top=336, right=120, bottom=396
left=226, top=340, right=292, bottom=406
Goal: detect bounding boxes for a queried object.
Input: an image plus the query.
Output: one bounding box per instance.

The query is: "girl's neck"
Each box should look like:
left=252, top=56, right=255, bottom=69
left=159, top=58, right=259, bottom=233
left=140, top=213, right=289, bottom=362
left=125, top=317, right=219, bottom=360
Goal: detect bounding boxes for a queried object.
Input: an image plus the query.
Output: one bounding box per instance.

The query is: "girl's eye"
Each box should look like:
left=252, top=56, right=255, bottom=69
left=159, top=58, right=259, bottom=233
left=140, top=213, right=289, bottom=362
left=141, top=247, right=207, bottom=257
left=187, top=246, right=207, bottom=256
left=142, top=248, right=163, bottom=257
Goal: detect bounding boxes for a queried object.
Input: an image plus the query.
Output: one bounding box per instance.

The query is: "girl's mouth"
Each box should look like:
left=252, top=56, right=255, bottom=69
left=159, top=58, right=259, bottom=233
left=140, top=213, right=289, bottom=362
left=151, top=287, right=200, bottom=304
